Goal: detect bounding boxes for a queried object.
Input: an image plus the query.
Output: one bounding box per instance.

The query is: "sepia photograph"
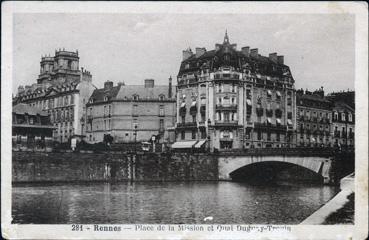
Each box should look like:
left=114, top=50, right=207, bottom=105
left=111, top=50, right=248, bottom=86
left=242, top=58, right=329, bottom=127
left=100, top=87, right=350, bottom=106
left=1, top=1, right=368, bottom=239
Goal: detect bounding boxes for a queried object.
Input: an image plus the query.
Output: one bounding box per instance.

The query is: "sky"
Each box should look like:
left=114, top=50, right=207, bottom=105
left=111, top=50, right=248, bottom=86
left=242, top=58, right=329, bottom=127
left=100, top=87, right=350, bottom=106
left=13, top=13, right=355, bottom=94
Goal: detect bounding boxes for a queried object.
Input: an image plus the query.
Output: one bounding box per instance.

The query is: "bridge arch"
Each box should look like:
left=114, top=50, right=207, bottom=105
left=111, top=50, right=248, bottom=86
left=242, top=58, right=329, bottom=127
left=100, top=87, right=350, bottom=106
left=218, top=155, right=332, bottom=184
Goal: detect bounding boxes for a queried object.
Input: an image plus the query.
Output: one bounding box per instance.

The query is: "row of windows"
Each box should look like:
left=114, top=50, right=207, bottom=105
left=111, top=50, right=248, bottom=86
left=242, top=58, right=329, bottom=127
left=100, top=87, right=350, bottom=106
left=215, top=84, right=238, bottom=93
left=29, top=95, right=75, bottom=110
left=333, top=111, right=353, bottom=122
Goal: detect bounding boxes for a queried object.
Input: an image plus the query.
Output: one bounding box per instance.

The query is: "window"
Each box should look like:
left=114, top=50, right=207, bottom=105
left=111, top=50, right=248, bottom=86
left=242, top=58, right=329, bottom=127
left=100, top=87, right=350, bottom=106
left=104, top=96, right=109, bottom=101
left=159, top=119, right=164, bottom=130
left=70, top=95, right=74, bottom=104
left=201, top=129, right=206, bottom=139
left=341, top=113, right=346, bottom=121
left=181, top=131, right=185, bottom=140
left=192, top=114, right=196, bottom=123
left=267, top=132, right=271, bottom=141
left=257, top=130, right=262, bottom=140
left=104, top=106, right=107, bottom=116
left=334, top=111, right=338, bottom=121
left=109, top=105, right=111, bottom=115
left=159, top=95, right=165, bottom=101
left=192, top=130, right=196, bottom=139
left=29, top=117, right=34, bottom=125
left=133, top=95, right=139, bottom=101
left=181, top=115, right=185, bottom=123
left=132, top=105, right=138, bottom=116
left=104, top=120, right=107, bottom=130
left=348, top=113, right=353, bottom=122
left=159, top=106, right=164, bottom=116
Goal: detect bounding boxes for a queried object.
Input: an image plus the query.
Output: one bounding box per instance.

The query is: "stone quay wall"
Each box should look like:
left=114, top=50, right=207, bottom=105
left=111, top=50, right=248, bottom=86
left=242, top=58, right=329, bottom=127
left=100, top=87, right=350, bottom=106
left=12, top=151, right=219, bottom=183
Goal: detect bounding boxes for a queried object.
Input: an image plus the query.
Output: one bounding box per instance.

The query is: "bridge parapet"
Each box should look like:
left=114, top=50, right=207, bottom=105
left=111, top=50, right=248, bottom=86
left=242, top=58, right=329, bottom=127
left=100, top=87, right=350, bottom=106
left=216, top=147, right=335, bottom=157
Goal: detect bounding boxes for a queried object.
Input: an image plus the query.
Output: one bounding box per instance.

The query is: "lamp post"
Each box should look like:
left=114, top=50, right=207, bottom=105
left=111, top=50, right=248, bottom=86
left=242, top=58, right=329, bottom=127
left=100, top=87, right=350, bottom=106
left=134, top=124, right=138, bottom=153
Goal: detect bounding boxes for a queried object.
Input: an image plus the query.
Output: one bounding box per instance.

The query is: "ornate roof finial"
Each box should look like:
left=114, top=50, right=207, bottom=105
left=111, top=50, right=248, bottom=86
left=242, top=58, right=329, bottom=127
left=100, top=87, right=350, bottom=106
left=224, top=29, right=229, bottom=43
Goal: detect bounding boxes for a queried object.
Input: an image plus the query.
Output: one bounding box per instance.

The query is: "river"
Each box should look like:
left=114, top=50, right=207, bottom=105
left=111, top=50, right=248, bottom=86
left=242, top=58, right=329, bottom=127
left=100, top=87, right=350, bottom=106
left=12, top=181, right=339, bottom=224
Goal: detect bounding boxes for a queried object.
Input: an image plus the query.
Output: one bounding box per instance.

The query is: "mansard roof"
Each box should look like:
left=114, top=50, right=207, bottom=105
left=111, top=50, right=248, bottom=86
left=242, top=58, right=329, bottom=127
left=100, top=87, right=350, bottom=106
left=178, top=33, right=292, bottom=79
left=13, top=103, right=48, bottom=116
left=88, top=85, right=122, bottom=103
left=116, top=85, right=175, bottom=100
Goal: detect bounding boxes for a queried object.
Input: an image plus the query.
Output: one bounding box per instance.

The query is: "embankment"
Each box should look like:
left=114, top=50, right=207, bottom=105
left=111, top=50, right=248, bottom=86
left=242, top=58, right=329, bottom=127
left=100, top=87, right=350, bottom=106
left=12, top=151, right=218, bottom=183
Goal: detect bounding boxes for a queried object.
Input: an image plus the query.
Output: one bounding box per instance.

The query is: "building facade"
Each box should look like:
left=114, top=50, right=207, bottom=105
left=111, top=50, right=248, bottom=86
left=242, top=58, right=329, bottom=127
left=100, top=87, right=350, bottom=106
left=175, top=32, right=297, bottom=151
left=86, top=79, right=176, bottom=144
left=296, top=89, right=332, bottom=147
left=13, top=49, right=95, bottom=143
left=12, top=103, right=55, bottom=150
left=331, top=101, right=355, bottom=147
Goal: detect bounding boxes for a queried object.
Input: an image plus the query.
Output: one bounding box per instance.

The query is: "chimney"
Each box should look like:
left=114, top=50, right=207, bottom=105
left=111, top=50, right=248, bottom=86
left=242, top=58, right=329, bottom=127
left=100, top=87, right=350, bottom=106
left=195, top=47, right=206, bottom=58
left=144, top=79, right=155, bottom=88
left=241, top=46, right=250, bottom=57
left=18, top=85, right=25, bottom=94
left=250, top=48, right=258, bottom=58
left=182, top=48, right=193, bottom=61
left=104, top=80, right=113, bottom=90
left=277, top=55, right=284, bottom=64
left=269, top=53, right=278, bottom=63
left=168, top=76, right=172, bottom=98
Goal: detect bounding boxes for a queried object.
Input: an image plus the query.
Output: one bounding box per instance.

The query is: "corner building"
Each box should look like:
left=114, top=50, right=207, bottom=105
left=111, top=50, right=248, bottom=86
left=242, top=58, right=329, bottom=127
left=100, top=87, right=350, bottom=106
left=175, top=32, right=297, bottom=151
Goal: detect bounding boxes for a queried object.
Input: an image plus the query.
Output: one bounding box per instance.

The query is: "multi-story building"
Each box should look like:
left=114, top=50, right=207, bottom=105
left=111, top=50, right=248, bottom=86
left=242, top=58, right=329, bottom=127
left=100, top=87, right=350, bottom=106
left=296, top=88, right=332, bottom=147
left=86, top=78, right=176, bottom=144
left=331, top=101, right=355, bottom=147
left=13, top=49, right=95, bottom=143
left=12, top=103, right=55, bottom=150
left=174, top=31, right=297, bottom=151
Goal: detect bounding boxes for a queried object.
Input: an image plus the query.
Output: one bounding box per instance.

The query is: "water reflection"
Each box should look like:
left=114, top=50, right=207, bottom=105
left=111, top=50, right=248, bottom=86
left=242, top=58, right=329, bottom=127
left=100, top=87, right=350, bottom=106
left=12, top=181, right=339, bottom=224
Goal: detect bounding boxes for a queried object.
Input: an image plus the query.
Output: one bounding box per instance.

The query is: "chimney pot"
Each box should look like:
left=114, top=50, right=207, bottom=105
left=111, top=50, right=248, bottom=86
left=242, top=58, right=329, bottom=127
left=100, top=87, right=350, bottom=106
left=277, top=55, right=284, bottom=64
left=241, top=46, right=250, bottom=57
left=250, top=48, right=258, bottom=58
left=195, top=47, right=206, bottom=58
left=269, top=53, right=278, bottom=63
left=144, top=79, right=155, bottom=88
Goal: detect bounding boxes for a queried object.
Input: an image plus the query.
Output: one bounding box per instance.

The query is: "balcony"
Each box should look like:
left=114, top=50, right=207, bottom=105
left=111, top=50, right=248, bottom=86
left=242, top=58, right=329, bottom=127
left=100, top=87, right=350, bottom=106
left=349, top=132, right=354, bottom=139
left=176, top=122, right=197, bottom=129
left=215, top=120, right=238, bottom=127
left=215, top=104, right=237, bottom=111
left=254, top=122, right=287, bottom=132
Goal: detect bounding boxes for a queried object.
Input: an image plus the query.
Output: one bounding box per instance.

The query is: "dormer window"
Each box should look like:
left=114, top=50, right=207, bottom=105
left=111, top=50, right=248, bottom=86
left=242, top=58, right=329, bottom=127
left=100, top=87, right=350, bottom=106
left=159, top=94, right=165, bottom=101
left=89, top=98, right=94, bottom=103
left=133, top=95, right=139, bottom=101
left=104, top=96, right=109, bottom=102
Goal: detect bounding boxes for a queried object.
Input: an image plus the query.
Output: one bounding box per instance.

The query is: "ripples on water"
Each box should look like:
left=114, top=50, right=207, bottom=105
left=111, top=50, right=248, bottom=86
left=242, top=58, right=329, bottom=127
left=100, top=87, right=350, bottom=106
left=12, top=181, right=339, bottom=224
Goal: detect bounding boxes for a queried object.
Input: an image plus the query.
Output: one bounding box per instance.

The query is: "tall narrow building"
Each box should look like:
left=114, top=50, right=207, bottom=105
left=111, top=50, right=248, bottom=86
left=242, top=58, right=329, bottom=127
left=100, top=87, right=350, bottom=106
left=174, top=31, right=297, bottom=151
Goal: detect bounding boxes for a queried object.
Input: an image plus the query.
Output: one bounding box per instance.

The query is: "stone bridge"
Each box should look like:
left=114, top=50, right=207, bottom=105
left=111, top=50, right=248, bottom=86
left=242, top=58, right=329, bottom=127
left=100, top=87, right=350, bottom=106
left=218, top=154, right=332, bottom=184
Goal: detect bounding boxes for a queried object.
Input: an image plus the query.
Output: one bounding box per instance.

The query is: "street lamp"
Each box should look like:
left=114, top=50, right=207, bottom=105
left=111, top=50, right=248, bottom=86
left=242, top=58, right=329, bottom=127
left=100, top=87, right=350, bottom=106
left=134, top=124, right=138, bottom=153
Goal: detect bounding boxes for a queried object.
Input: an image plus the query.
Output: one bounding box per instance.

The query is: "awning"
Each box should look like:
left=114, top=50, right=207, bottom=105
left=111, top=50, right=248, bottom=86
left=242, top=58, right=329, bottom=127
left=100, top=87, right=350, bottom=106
left=287, top=119, right=293, bottom=126
left=180, top=102, right=186, bottom=108
left=246, top=99, right=252, bottom=106
left=267, top=118, right=272, bottom=124
left=194, top=140, right=206, bottom=148
left=191, top=101, right=197, bottom=107
left=171, top=141, right=197, bottom=149
left=276, top=118, right=281, bottom=124
left=267, top=90, right=272, bottom=96
left=276, top=91, right=281, bottom=97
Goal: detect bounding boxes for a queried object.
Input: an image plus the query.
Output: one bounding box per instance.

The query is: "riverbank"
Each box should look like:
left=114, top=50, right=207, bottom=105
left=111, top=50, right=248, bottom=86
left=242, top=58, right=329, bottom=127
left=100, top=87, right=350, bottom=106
left=300, top=173, right=354, bottom=224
